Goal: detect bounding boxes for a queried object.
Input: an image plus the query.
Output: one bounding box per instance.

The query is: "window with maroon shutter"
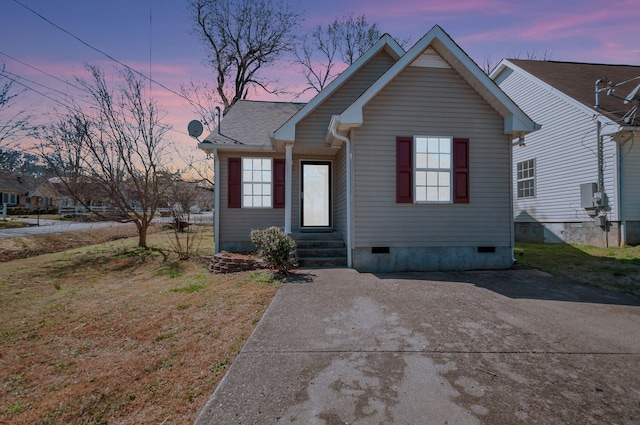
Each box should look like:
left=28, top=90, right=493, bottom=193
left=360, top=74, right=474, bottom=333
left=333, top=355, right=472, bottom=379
left=453, top=138, right=469, bottom=204
left=273, top=159, right=285, bottom=208
left=396, top=136, right=413, bottom=203
left=228, top=158, right=241, bottom=208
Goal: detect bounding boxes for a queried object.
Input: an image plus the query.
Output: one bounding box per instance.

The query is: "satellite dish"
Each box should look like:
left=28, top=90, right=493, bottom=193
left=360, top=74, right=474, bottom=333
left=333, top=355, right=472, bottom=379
left=624, top=83, right=640, bottom=104
left=188, top=120, right=204, bottom=138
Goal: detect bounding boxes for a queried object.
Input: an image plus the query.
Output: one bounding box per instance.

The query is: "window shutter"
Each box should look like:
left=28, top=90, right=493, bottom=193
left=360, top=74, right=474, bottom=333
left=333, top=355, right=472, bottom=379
left=453, top=138, right=469, bottom=204
left=396, top=136, right=413, bottom=203
left=273, top=159, right=285, bottom=208
left=228, top=158, right=241, bottom=208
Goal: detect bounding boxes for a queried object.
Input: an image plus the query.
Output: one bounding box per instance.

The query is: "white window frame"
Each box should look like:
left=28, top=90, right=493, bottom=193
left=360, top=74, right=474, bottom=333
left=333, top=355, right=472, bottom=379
left=1, top=193, right=18, bottom=206
left=516, top=158, right=536, bottom=199
left=414, top=135, right=453, bottom=203
left=242, top=158, right=272, bottom=208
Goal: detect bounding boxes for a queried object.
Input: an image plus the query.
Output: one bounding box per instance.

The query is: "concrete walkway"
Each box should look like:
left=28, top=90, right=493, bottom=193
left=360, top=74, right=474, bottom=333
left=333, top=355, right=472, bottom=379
left=194, top=268, right=640, bottom=425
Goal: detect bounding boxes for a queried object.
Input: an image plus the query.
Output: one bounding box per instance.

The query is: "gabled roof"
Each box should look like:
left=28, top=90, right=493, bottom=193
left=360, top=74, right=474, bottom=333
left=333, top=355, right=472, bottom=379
left=492, top=59, right=640, bottom=127
left=271, top=34, right=405, bottom=142
left=336, top=25, right=539, bottom=136
left=0, top=170, right=34, bottom=194
left=203, top=100, right=305, bottom=146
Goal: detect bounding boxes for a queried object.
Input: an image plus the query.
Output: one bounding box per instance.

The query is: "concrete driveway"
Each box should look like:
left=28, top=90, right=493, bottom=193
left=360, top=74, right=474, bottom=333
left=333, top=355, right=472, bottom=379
left=195, top=268, right=640, bottom=425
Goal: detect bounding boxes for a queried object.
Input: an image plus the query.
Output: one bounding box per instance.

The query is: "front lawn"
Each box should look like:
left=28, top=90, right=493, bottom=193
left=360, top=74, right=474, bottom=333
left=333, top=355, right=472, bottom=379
left=0, top=230, right=280, bottom=424
left=515, top=242, right=640, bottom=296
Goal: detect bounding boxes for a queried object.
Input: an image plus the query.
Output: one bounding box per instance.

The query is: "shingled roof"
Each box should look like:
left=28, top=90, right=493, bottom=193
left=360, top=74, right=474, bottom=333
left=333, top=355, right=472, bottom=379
left=203, top=100, right=305, bottom=145
left=507, top=59, right=640, bottom=126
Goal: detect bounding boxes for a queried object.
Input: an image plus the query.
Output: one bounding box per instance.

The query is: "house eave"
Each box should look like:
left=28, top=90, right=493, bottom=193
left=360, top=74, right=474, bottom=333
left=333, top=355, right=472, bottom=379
left=198, top=141, right=275, bottom=155
left=272, top=34, right=405, bottom=142
left=340, top=26, right=540, bottom=138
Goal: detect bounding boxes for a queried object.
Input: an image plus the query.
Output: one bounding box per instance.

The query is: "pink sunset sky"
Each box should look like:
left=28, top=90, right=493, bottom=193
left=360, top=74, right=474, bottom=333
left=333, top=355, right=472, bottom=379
left=1, top=0, right=639, bottom=165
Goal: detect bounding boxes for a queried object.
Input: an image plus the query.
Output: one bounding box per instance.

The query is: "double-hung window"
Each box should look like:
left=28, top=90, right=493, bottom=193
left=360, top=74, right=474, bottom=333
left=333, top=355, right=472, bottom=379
left=516, top=159, right=535, bottom=198
left=415, top=136, right=452, bottom=203
left=242, top=158, right=272, bottom=207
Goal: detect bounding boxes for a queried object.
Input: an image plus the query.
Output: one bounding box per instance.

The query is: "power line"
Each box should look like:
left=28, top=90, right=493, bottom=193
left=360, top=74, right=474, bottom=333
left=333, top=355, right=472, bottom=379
left=12, top=0, right=202, bottom=112
left=1, top=73, right=71, bottom=109
left=0, top=50, right=85, bottom=92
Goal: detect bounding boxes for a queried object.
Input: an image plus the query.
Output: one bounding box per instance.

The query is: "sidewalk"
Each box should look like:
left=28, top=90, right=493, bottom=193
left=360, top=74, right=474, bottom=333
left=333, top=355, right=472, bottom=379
left=194, top=268, right=640, bottom=424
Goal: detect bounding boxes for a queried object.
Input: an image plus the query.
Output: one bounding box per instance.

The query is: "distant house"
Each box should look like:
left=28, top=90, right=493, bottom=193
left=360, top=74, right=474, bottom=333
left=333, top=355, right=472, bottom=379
left=491, top=60, right=640, bottom=246
left=199, top=25, right=539, bottom=272
left=0, top=170, right=54, bottom=211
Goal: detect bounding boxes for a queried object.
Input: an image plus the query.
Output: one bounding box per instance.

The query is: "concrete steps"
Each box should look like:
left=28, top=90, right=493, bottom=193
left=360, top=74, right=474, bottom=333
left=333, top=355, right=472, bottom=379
left=292, top=232, right=347, bottom=268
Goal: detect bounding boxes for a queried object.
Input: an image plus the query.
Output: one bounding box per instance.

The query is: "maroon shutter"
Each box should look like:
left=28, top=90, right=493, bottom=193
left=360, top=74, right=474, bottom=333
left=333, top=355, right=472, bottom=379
left=273, top=159, right=285, bottom=208
left=396, top=136, right=413, bottom=203
left=453, top=138, right=469, bottom=204
left=228, top=158, right=241, bottom=208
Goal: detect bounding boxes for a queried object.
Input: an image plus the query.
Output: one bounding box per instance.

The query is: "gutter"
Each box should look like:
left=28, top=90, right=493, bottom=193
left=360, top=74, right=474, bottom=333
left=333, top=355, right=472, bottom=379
left=329, top=116, right=353, bottom=268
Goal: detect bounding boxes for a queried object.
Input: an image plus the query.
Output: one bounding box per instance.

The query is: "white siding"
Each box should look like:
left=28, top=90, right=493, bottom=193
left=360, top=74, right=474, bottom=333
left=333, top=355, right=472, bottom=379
left=498, top=70, right=619, bottom=222
left=354, top=65, right=511, bottom=247
left=623, top=141, right=640, bottom=220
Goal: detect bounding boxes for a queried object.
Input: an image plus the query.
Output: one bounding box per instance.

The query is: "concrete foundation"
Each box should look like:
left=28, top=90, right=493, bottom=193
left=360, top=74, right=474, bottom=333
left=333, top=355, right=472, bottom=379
left=352, top=246, right=512, bottom=273
left=514, top=221, right=629, bottom=247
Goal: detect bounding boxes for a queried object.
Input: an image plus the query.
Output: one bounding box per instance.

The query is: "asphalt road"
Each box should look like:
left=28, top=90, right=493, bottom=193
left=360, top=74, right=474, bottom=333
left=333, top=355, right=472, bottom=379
left=0, top=213, right=213, bottom=239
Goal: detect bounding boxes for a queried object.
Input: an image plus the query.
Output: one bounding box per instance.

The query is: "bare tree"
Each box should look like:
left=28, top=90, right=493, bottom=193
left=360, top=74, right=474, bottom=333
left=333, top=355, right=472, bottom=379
left=294, top=13, right=382, bottom=94
left=190, top=0, right=302, bottom=114
left=0, top=63, right=31, bottom=152
left=294, top=22, right=341, bottom=94
left=38, top=64, right=171, bottom=248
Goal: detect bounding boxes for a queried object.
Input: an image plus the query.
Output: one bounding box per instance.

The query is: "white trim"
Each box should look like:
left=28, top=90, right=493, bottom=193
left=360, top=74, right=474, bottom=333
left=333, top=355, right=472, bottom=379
left=491, top=59, right=618, bottom=128
left=414, top=135, right=453, bottom=204
left=284, top=144, right=293, bottom=234
left=272, top=34, right=404, bottom=143
left=339, top=25, right=539, bottom=135
left=241, top=157, right=273, bottom=208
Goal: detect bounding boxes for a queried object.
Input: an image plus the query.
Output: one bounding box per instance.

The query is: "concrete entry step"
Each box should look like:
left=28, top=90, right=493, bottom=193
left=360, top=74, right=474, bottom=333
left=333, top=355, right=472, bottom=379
left=291, top=232, right=347, bottom=268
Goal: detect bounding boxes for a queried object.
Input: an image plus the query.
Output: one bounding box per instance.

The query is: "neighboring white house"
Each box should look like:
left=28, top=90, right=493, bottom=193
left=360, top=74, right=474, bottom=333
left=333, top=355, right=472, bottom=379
left=199, top=26, right=539, bottom=272
left=491, top=60, right=640, bottom=246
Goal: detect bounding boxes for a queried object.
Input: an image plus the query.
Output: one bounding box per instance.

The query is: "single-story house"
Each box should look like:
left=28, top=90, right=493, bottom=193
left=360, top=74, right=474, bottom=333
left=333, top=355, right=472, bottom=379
left=491, top=59, right=640, bottom=246
left=199, top=25, right=539, bottom=272
left=0, top=170, right=54, bottom=211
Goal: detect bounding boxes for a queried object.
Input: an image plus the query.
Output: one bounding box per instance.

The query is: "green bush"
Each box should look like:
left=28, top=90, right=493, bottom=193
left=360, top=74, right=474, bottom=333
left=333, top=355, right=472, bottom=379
left=250, top=226, right=297, bottom=272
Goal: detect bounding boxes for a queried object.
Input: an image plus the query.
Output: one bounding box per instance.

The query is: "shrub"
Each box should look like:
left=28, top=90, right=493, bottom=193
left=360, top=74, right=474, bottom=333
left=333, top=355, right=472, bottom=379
left=250, top=226, right=296, bottom=272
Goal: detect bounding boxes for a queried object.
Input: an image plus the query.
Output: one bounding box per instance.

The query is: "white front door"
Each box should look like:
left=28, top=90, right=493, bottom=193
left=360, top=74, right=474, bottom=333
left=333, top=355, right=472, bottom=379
left=301, top=161, right=331, bottom=228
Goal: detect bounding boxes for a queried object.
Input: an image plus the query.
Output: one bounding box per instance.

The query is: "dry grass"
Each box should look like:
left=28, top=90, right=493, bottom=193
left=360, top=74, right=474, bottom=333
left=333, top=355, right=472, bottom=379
left=515, top=242, right=640, bottom=296
left=0, top=229, right=280, bottom=424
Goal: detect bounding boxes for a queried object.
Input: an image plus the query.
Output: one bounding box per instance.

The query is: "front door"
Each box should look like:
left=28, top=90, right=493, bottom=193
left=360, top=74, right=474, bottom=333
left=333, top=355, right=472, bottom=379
left=301, top=161, right=331, bottom=228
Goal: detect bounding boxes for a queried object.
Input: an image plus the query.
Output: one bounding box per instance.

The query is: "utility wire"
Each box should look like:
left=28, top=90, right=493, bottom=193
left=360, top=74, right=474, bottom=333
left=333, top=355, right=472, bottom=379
left=2, top=68, right=76, bottom=102
left=2, top=74, right=71, bottom=109
left=12, top=0, right=202, bottom=112
left=0, top=50, right=85, bottom=92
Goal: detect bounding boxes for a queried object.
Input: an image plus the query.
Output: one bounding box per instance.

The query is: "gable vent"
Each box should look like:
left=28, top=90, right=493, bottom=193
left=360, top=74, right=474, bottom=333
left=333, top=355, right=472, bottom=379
left=410, top=47, right=451, bottom=69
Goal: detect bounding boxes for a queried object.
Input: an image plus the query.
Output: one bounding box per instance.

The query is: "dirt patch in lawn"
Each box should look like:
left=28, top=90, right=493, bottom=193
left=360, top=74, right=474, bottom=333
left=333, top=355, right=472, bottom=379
left=0, top=232, right=280, bottom=424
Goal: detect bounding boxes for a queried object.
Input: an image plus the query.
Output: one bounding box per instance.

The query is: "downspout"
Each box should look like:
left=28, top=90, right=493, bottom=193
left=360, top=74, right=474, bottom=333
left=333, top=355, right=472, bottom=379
left=618, top=141, right=626, bottom=245
left=509, top=135, right=516, bottom=264
left=213, top=148, right=220, bottom=254
left=329, top=121, right=353, bottom=268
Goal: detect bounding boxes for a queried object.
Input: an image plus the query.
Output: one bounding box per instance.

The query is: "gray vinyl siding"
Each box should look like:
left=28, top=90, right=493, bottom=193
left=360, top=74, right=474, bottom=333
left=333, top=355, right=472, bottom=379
left=217, top=152, right=285, bottom=246
left=218, top=151, right=344, bottom=246
left=624, top=142, right=640, bottom=220
left=353, top=65, right=510, bottom=247
left=498, top=70, right=619, bottom=223
left=296, top=51, right=396, bottom=149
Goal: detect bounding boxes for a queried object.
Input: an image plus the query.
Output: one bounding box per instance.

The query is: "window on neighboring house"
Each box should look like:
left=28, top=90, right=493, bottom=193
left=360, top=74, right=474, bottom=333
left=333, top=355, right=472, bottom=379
left=242, top=158, right=272, bottom=207
left=1, top=193, right=18, bottom=205
left=517, top=159, right=535, bottom=198
left=415, top=136, right=452, bottom=203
